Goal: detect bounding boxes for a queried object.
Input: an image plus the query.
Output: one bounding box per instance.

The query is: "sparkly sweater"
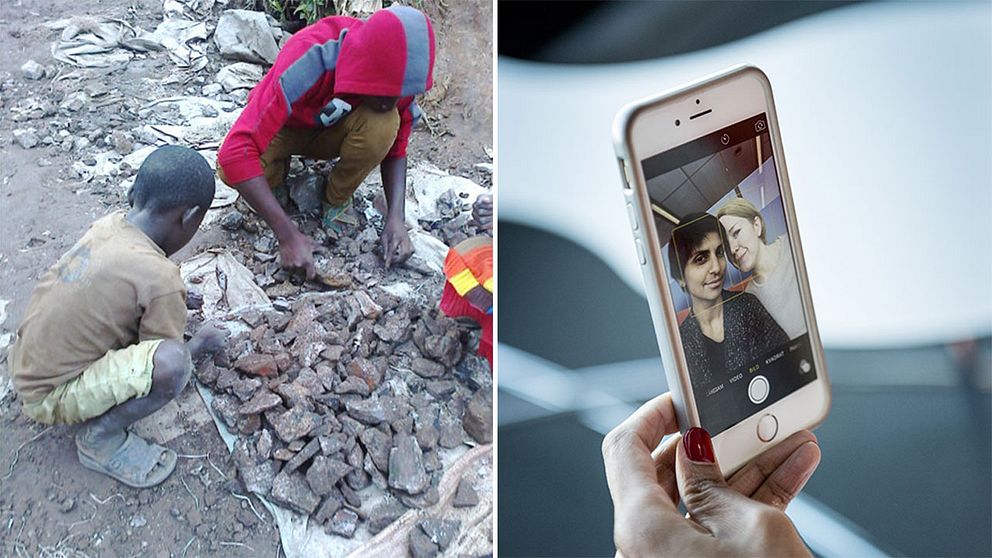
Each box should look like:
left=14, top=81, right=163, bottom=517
left=679, top=290, right=788, bottom=390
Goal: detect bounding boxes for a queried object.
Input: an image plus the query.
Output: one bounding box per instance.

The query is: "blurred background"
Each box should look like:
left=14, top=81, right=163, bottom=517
left=496, top=1, right=992, bottom=557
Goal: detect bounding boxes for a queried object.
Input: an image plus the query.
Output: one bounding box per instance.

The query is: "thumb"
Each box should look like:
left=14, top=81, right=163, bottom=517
left=677, top=427, right=758, bottom=539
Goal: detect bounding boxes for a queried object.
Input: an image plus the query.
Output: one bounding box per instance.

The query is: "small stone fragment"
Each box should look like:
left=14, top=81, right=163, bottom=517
left=409, top=528, right=439, bottom=558
left=327, top=509, right=359, bottom=538
left=420, top=518, right=461, bottom=551
left=335, top=376, right=370, bottom=396
left=453, top=477, right=479, bottom=507
left=232, top=377, right=262, bottom=401
left=314, top=492, right=343, bottom=525
left=270, top=407, right=317, bottom=443
left=411, top=357, right=446, bottom=379
left=462, top=389, right=493, bottom=444
left=346, top=358, right=383, bottom=391
left=388, top=434, right=429, bottom=495
left=257, top=429, right=274, bottom=459
left=367, top=499, right=409, bottom=534
left=240, top=460, right=279, bottom=496
left=270, top=471, right=320, bottom=514
left=283, top=437, right=321, bottom=474
left=306, top=456, right=352, bottom=495
left=353, top=291, right=383, bottom=320
left=239, top=390, right=281, bottom=415
left=21, top=60, right=45, bottom=80
left=360, top=428, right=392, bottom=473
left=235, top=353, right=278, bottom=377
left=346, top=397, right=389, bottom=425
left=13, top=128, right=40, bottom=149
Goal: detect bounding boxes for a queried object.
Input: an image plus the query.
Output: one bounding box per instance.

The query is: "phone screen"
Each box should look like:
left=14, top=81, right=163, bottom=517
left=640, top=113, right=817, bottom=434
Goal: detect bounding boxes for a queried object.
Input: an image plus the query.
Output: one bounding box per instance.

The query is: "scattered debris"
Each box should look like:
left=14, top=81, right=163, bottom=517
left=21, top=60, right=45, bottom=80
left=214, top=10, right=281, bottom=65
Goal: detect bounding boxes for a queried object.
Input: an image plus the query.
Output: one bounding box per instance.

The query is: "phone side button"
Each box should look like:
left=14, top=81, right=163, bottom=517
left=626, top=203, right=638, bottom=231
left=757, top=414, right=778, bottom=442
left=634, top=237, right=647, bottom=265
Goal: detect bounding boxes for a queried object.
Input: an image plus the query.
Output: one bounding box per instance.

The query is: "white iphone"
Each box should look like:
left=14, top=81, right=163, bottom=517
left=612, top=66, right=830, bottom=475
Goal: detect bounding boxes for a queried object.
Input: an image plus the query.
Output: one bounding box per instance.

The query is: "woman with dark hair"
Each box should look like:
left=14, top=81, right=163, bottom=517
left=668, top=213, right=787, bottom=390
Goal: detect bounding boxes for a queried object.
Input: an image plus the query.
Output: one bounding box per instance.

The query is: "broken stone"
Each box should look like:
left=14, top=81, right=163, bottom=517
left=273, top=448, right=295, bottom=461
left=346, top=358, right=383, bottom=391
left=409, top=527, right=439, bottom=558
left=211, top=394, right=240, bottom=428
left=327, top=509, right=359, bottom=538
left=455, top=357, right=492, bottom=391
left=306, top=456, right=352, bottom=495
left=420, top=518, right=461, bottom=551
left=288, top=440, right=306, bottom=452
left=426, top=380, right=457, bottom=400
left=462, top=389, right=493, bottom=444
left=388, top=434, right=429, bottom=495
left=270, top=471, right=320, bottom=515
left=277, top=382, right=314, bottom=411
left=374, top=312, right=412, bottom=343
left=216, top=367, right=239, bottom=390
left=240, top=460, right=279, bottom=496
left=235, top=353, right=278, bottom=378
left=283, top=437, right=321, bottom=474
left=314, top=492, right=343, bottom=524
left=321, top=345, right=345, bottom=362
left=411, top=357, right=446, bottom=379
left=413, top=405, right=440, bottom=451
left=425, top=333, right=462, bottom=368
left=270, top=407, right=317, bottom=443
left=13, top=128, right=39, bottom=149
left=21, top=60, right=45, bottom=80
left=364, top=452, right=389, bottom=490
left=288, top=172, right=324, bottom=215
left=232, top=377, right=262, bottom=401
left=273, top=352, right=293, bottom=373
left=239, top=413, right=262, bottom=434
left=257, top=430, right=274, bottom=460
left=346, top=397, right=391, bottom=426
left=265, top=310, right=291, bottom=332
left=335, top=376, right=370, bottom=397
left=202, top=82, right=224, bottom=97
left=186, top=290, right=204, bottom=310
left=339, top=483, right=362, bottom=508
left=397, top=485, right=439, bottom=509
left=367, top=499, right=409, bottom=534
left=339, top=414, right=366, bottom=437
left=319, top=433, right=350, bottom=457
left=60, top=92, right=88, bottom=112
left=195, top=360, right=221, bottom=386
left=358, top=428, right=392, bottom=473
left=215, top=10, right=280, bottom=65
left=345, top=444, right=370, bottom=490
left=422, top=449, right=442, bottom=473
left=353, top=291, right=383, bottom=320
left=453, top=477, right=479, bottom=508
left=239, top=389, right=281, bottom=415
left=438, top=410, right=464, bottom=449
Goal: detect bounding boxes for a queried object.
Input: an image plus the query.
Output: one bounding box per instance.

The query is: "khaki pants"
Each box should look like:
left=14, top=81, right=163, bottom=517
left=219, top=104, right=400, bottom=206
left=21, top=339, right=183, bottom=425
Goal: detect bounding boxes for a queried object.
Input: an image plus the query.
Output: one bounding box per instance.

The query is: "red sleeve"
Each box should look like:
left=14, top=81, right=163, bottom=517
left=386, top=97, right=415, bottom=159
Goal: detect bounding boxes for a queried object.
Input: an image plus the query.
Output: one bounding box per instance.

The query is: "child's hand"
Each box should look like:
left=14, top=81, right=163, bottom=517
left=188, top=322, right=228, bottom=360
left=473, top=194, right=493, bottom=232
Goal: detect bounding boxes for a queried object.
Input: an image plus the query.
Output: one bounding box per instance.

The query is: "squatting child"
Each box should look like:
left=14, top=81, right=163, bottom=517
left=9, top=145, right=226, bottom=488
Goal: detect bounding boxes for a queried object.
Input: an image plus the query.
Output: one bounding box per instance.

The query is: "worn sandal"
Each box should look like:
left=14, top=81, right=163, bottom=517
left=76, top=432, right=177, bottom=488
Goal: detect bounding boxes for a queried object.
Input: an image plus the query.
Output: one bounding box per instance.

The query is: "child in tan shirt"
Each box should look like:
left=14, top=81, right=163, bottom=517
left=10, top=145, right=226, bottom=488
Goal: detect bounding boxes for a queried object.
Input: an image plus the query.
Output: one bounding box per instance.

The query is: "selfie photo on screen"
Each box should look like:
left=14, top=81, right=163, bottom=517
left=644, top=114, right=816, bottom=433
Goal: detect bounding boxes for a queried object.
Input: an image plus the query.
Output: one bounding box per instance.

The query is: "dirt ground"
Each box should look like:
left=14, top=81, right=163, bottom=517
left=0, top=0, right=492, bottom=556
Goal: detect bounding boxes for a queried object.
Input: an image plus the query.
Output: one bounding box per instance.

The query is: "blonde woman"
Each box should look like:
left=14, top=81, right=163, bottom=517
left=717, top=198, right=805, bottom=339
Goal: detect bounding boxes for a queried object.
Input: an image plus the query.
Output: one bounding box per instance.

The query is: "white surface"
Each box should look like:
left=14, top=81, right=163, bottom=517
left=499, top=1, right=992, bottom=347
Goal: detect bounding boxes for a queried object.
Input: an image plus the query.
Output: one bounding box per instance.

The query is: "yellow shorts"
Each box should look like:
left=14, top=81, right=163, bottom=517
left=21, top=339, right=169, bottom=425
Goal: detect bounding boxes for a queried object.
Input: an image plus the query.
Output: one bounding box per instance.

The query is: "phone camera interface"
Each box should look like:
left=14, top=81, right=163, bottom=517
left=639, top=113, right=816, bottom=434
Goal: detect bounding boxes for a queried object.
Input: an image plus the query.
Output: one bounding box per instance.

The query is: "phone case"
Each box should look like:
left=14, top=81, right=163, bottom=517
left=612, top=65, right=830, bottom=474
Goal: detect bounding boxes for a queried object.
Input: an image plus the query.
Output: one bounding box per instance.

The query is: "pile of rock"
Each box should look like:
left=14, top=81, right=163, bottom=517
left=196, top=286, right=492, bottom=538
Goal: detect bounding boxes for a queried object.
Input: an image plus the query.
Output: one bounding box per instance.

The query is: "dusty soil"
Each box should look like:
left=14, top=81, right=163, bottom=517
left=0, top=0, right=492, bottom=556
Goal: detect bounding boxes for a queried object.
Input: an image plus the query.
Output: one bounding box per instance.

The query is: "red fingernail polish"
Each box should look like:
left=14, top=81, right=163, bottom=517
left=684, top=427, right=715, bottom=463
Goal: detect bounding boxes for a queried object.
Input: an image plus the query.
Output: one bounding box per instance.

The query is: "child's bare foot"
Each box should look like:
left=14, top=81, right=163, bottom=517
left=75, top=426, right=176, bottom=488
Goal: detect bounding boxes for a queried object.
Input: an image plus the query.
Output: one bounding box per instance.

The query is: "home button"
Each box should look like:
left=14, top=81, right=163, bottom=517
left=757, top=414, right=778, bottom=442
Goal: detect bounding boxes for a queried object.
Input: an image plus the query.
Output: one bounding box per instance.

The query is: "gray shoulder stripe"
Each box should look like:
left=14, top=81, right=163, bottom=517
left=388, top=7, right=430, bottom=97
left=279, top=30, right=348, bottom=115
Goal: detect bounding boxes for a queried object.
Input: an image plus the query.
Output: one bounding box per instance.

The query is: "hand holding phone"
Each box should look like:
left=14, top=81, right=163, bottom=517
left=603, top=393, right=819, bottom=557
left=613, top=66, right=830, bottom=474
